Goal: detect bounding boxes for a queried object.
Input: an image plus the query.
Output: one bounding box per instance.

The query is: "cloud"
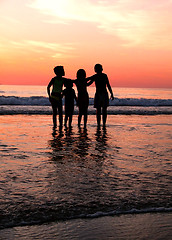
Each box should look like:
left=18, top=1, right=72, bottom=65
left=0, top=38, right=75, bottom=58
left=28, top=0, right=172, bottom=48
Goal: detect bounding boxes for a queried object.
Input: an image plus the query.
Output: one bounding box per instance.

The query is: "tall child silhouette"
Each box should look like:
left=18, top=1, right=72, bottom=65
left=72, top=69, right=92, bottom=129
left=88, top=64, right=114, bottom=128
left=47, top=66, right=69, bottom=129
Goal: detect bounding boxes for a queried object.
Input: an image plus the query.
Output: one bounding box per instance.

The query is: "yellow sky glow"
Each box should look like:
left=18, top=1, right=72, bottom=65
left=0, top=0, right=172, bottom=87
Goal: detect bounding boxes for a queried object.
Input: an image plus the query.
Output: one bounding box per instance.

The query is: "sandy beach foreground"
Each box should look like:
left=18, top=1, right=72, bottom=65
left=0, top=114, right=171, bottom=239
left=0, top=212, right=172, bottom=240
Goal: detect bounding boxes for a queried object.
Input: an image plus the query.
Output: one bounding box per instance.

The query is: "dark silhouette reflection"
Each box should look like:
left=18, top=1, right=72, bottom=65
left=52, top=126, right=64, bottom=138
left=48, top=127, right=110, bottom=164
left=48, top=127, right=90, bottom=163
left=46, top=127, right=117, bottom=218
left=95, top=127, right=108, bottom=157
left=73, top=128, right=89, bottom=158
left=48, top=129, right=64, bottom=162
left=64, top=126, right=73, bottom=137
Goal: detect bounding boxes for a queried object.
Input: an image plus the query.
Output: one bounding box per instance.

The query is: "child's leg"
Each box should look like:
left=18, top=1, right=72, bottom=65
left=69, top=114, right=73, bottom=128
left=52, top=107, right=57, bottom=128
left=64, top=114, right=68, bottom=127
left=78, top=108, right=82, bottom=128
left=102, top=107, right=107, bottom=127
left=78, top=114, right=82, bottom=128
left=96, top=107, right=101, bottom=127
left=58, top=102, right=63, bottom=128
left=69, top=106, right=74, bottom=128
left=51, top=99, right=58, bottom=128
left=84, top=112, right=87, bottom=129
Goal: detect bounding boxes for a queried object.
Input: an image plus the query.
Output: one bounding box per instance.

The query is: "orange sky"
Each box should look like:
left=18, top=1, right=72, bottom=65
left=0, top=0, right=172, bottom=88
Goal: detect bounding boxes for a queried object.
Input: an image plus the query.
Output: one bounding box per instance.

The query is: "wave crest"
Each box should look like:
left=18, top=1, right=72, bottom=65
left=0, top=96, right=172, bottom=107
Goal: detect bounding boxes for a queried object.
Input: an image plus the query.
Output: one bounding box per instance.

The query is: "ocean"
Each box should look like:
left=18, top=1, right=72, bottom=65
left=0, top=85, right=172, bottom=239
left=0, top=85, right=172, bottom=115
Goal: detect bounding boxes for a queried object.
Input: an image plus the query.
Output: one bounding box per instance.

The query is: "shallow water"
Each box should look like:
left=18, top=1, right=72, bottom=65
left=0, top=115, right=171, bottom=229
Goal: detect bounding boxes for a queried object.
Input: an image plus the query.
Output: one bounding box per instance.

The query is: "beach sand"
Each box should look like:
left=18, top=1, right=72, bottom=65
left=0, top=114, right=172, bottom=239
left=0, top=213, right=172, bottom=240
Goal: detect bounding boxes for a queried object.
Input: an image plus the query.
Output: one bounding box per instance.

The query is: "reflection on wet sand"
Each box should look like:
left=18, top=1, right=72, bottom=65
left=48, top=127, right=109, bottom=163
left=1, top=115, right=171, bottom=231
left=47, top=127, right=114, bottom=210
left=46, top=127, right=112, bottom=218
left=95, top=127, right=108, bottom=158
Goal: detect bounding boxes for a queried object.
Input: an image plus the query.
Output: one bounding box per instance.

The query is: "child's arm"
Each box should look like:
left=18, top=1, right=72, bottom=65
left=87, top=80, right=94, bottom=86
left=62, top=89, right=65, bottom=97
left=106, top=76, right=114, bottom=100
left=86, top=75, right=94, bottom=86
left=47, top=78, right=54, bottom=99
left=86, top=75, right=94, bottom=81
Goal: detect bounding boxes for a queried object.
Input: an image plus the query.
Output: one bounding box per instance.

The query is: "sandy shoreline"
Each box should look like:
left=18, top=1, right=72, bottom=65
left=0, top=212, right=172, bottom=240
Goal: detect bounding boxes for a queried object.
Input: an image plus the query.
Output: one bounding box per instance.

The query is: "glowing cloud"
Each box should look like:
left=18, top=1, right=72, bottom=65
left=29, top=0, right=172, bottom=48
left=0, top=38, right=75, bottom=58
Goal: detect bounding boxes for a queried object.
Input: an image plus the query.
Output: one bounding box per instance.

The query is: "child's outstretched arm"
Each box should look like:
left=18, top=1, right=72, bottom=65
left=87, top=79, right=94, bottom=86
left=86, top=75, right=94, bottom=86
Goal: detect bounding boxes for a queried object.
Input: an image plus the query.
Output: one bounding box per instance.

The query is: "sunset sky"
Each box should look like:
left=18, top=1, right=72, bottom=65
left=0, top=0, right=172, bottom=87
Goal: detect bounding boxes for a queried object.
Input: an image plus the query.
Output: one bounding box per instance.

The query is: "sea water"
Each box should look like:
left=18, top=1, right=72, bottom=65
left=0, top=85, right=172, bottom=115
left=0, top=85, right=172, bottom=232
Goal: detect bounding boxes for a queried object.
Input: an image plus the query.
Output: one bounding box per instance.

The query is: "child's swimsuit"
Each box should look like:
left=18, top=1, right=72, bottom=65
left=90, top=73, right=109, bottom=108
left=51, top=77, right=64, bottom=101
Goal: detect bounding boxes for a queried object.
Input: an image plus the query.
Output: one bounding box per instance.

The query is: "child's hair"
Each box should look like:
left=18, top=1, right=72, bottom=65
left=94, top=64, right=103, bottom=73
left=77, top=69, right=86, bottom=79
left=64, top=80, right=73, bottom=88
left=54, top=66, right=65, bottom=76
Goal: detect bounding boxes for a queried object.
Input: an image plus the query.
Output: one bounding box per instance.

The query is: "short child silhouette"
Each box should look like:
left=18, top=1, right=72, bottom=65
left=63, top=80, right=77, bottom=128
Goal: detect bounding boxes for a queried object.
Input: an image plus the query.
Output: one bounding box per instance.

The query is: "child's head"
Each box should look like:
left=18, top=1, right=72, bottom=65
left=64, top=80, right=73, bottom=89
left=54, top=66, right=65, bottom=76
left=94, top=64, right=103, bottom=73
left=77, top=69, right=86, bottom=79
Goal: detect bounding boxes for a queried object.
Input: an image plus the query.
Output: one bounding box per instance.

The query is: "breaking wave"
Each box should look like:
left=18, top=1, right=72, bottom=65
left=0, top=95, right=172, bottom=107
left=0, top=96, right=171, bottom=115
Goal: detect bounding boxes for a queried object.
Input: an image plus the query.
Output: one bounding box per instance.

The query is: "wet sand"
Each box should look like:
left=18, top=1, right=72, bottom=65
left=0, top=114, right=172, bottom=239
left=1, top=213, right=172, bottom=240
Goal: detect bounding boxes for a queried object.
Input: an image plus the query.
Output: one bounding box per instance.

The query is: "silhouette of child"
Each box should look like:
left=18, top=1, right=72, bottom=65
left=47, top=66, right=70, bottom=129
left=87, top=64, right=114, bottom=128
left=63, top=80, right=77, bottom=128
left=72, top=69, right=92, bottom=129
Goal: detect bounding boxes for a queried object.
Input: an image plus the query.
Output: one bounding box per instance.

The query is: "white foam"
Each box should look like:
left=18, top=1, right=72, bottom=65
left=0, top=96, right=172, bottom=107
left=0, top=105, right=172, bottom=115
left=83, top=207, right=172, bottom=219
